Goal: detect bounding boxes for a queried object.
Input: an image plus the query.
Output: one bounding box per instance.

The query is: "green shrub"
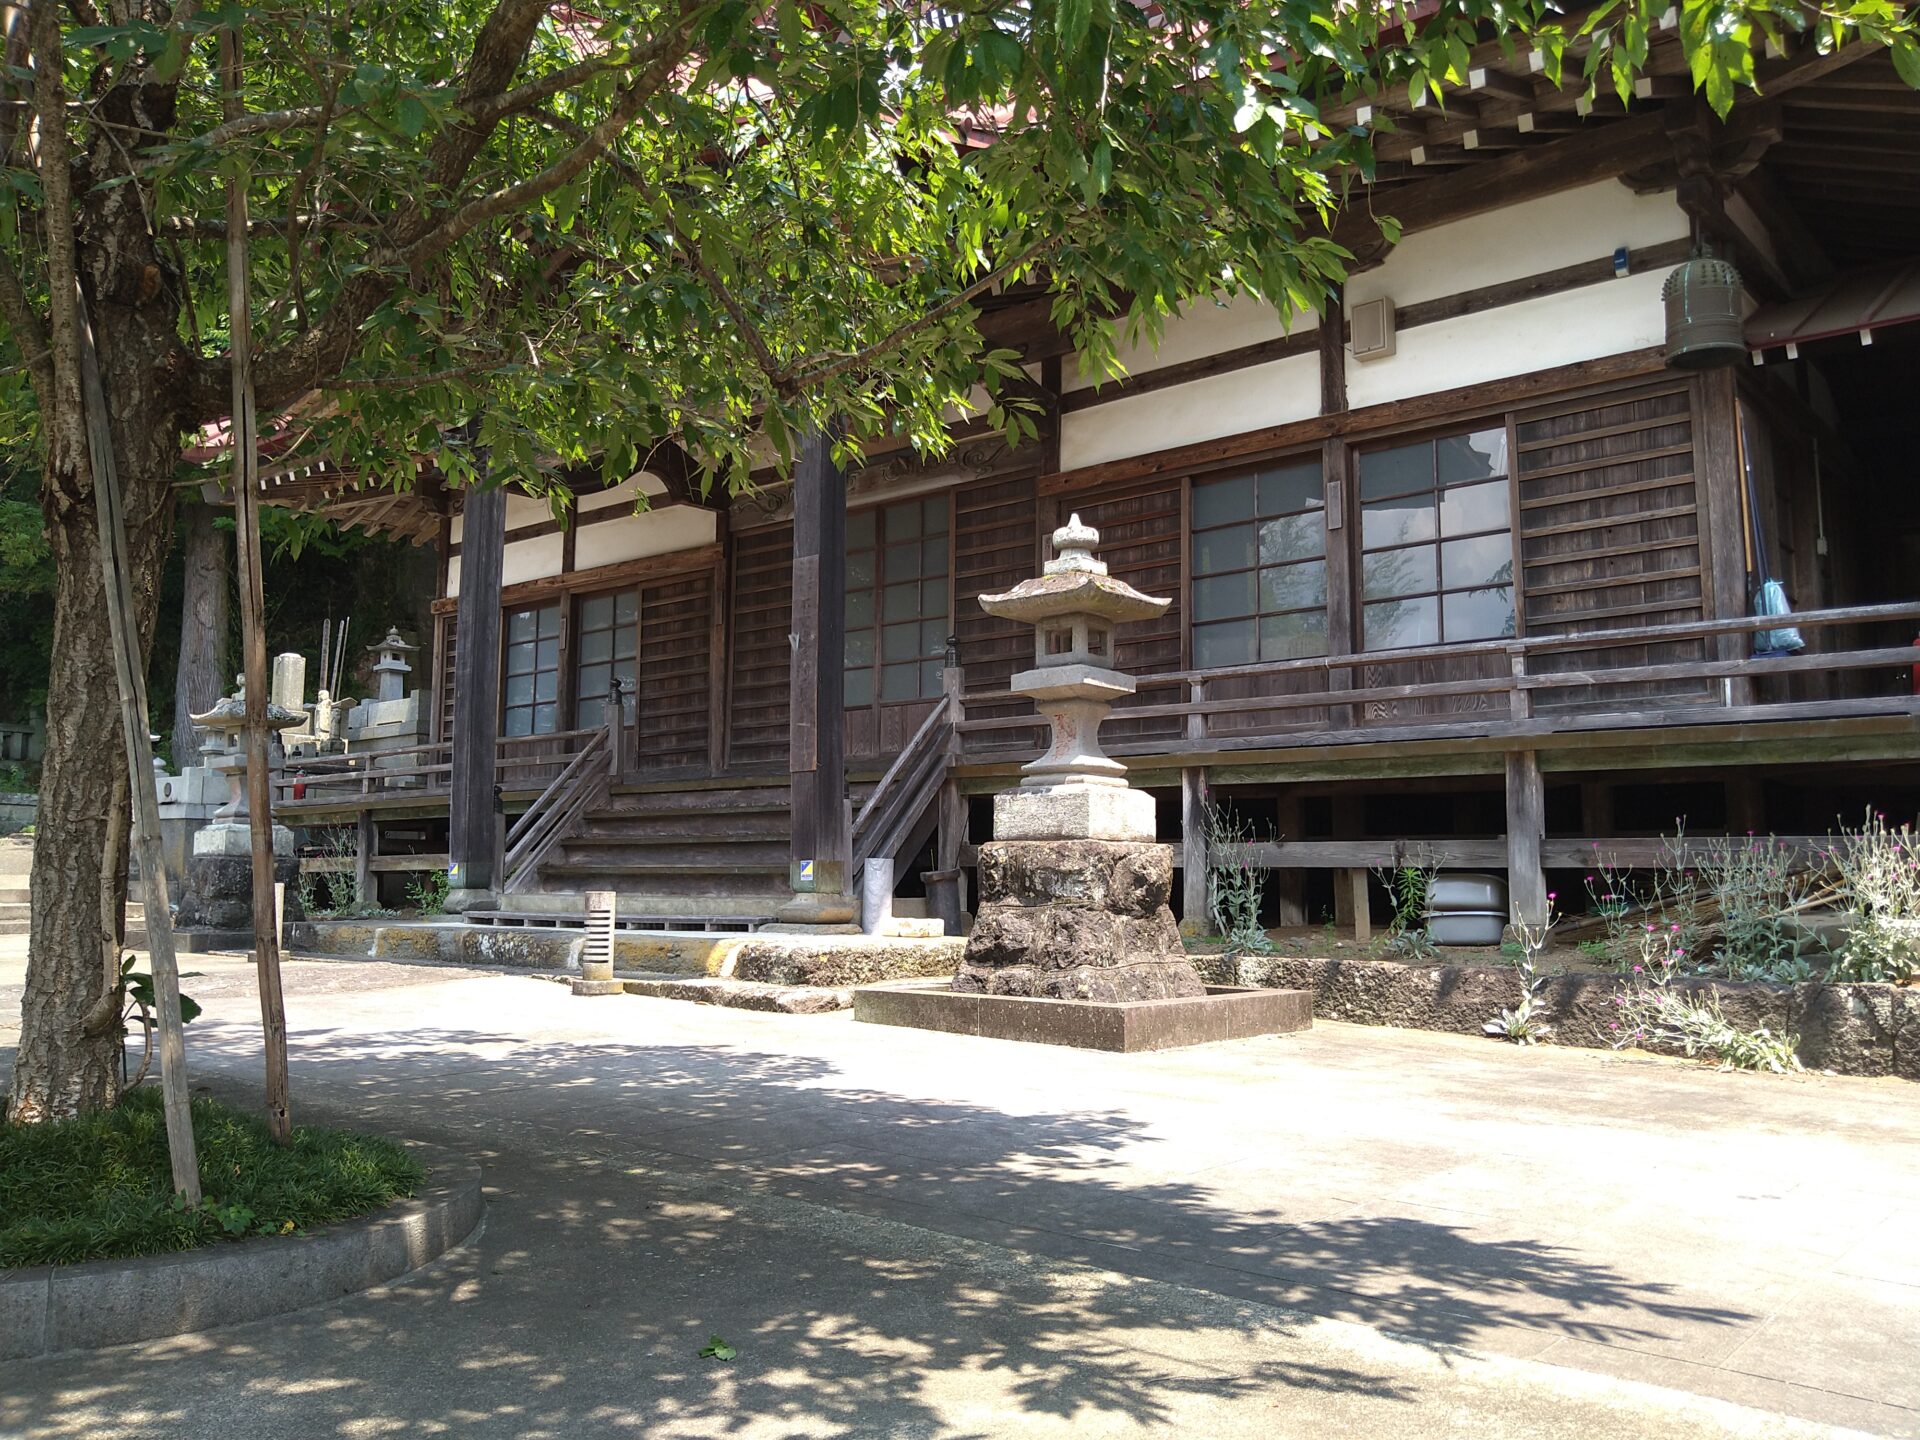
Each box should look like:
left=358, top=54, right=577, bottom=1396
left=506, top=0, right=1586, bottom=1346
left=0, top=1089, right=424, bottom=1267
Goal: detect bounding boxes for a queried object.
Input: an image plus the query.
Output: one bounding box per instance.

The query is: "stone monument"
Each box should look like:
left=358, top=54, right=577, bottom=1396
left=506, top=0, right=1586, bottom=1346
left=952, top=515, right=1205, bottom=1002
left=174, top=677, right=307, bottom=937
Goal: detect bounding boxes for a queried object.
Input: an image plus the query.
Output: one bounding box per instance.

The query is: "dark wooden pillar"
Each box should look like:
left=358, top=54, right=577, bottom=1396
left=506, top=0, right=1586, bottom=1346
left=1505, top=749, right=1548, bottom=926
left=447, top=484, right=505, bottom=907
left=778, top=429, right=855, bottom=924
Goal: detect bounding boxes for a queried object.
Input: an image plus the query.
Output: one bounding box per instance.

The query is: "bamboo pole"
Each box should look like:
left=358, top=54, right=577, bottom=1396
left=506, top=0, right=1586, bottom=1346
left=73, top=296, right=201, bottom=1205
left=221, top=24, right=292, bottom=1143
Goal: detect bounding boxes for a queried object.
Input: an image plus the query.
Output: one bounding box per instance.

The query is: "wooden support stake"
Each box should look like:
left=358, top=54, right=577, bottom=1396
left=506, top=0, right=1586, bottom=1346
left=222, top=26, right=291, bottom=1142
left=1505, top=749, right=1548, bottom=927
left=75, top=300, right=200, bottom=1204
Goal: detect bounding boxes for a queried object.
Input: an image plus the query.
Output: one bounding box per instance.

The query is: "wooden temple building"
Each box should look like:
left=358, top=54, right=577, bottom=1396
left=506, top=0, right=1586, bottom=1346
left=272, top=32, right=1920, bottom=934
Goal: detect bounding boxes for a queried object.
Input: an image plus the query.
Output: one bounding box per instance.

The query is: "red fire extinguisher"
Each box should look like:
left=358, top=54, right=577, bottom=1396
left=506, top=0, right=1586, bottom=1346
left=292, top=771, right=307, bottom=800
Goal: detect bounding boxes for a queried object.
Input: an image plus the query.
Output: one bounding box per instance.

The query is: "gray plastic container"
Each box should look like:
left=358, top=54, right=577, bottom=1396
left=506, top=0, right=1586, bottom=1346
left=1424, top=871, right=1510, bottom=947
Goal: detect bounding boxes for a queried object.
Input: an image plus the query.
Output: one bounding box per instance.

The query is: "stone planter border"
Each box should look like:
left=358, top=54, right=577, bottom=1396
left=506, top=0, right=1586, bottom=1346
left=0, top=1143, right=482, bottom=1361
left=1194, top=951, right=1920, bottom=1080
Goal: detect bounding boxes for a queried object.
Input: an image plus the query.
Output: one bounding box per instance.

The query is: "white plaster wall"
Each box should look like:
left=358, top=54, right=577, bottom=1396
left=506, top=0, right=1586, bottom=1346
left=445, top=554, right=461, bottom=598
left=1346, top=181, right=1689, bottom=311
left=576, top=506, right=718, bottom=572
left=1345, top=269, right=1671, bottom=411
left=505, top=491, right=551, bottom=529
left=1066, top=292, right=1317, bottom=394
left=1059, top=349, right=1321, bottom=470
left=502, top=533, right=565, bottom=587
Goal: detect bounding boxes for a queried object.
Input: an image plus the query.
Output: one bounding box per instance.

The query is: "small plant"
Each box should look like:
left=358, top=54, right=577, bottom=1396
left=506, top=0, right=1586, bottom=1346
left=297, top=826, right=392, bottom=918
left=1577, top=939, right=1610, bottom=963
left=117, top=953, right=202, bottom=1094
left=1826, top=807, right=1920, bottom=983
left=1202, top=800, right=1273, bottom=954
left=1486, top=895, right=1557, bottom=1045
left=700, top=1334, right=738, bottom=1362
left=1693, top=832, right=1822, bottom=983
left=1373, top=860, right=1438, bottom=960
left=406, top=869, right=451, bottom=916
left=1609, top=925, right=1802, bottom=1074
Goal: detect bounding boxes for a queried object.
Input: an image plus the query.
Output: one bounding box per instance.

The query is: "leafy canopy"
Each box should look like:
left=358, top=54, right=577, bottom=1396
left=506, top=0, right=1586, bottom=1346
left=1, top=0, right=1915, bottom=497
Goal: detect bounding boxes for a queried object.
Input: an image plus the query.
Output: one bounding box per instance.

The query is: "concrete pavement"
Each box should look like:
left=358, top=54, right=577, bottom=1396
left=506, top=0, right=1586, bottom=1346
left=3, top=945, right=1918, bottom=1438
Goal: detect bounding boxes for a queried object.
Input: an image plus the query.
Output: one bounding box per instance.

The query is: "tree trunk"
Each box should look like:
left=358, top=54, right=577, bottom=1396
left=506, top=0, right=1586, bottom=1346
left=7, top=136, right=185, bottom=1122
left=173, top=501, right=230, bottom=767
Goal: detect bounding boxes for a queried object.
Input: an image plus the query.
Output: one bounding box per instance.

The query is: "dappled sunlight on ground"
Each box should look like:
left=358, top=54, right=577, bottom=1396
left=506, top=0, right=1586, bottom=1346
left=4, top=964, right=1918, bottom=1437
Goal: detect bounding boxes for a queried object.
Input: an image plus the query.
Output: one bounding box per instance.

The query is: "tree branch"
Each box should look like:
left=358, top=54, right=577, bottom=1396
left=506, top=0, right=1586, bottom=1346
left=29, top=0, right=84, bottom=473
left=212, top=0, right=707, bottom=421
left=527, top=108, right=790, bottom=389
left=789, top=236, right=1060, bottom=391
left=322, top=360, right=500, bottom=390
left=466, top=53, right=629, bottom=125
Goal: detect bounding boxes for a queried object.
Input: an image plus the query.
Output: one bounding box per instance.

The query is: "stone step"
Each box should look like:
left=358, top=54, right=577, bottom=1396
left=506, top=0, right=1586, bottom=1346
left=553, top=837, right=789, bottom=867
left=601, top=972, right=851, bottom=1014
left=536, top=862, right=789, bottom=898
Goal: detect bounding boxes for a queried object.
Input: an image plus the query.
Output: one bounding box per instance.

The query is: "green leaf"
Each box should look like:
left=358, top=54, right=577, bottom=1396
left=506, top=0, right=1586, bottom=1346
left=1057, top=0, right=1092, bottom=53
left=397, top=95, right=427, bottom=139
left=700, top=1335, right=737, bottom=1361
left=1891, top=39, right=1920, bottom=90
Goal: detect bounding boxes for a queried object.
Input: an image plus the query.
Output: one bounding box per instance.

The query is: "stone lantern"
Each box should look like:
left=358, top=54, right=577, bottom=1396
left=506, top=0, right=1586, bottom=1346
left=174, top=677, right=307, bottom=936
left=953, top=515, right=1204, bottom=1001
left=366, top=627, right=417, bottom=704
left=977, top=513, right=1169, bottom=836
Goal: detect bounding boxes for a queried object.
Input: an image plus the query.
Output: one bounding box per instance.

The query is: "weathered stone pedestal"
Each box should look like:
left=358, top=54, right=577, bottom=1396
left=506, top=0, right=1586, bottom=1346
left=954, top=838, right=1203, bottom=1001
left=175, top=820, right=304, bottom=946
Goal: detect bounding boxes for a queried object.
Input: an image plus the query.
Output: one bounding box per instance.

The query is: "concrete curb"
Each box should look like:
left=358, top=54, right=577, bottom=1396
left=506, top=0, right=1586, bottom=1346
left=0, top=1143, right=482, bottom=1360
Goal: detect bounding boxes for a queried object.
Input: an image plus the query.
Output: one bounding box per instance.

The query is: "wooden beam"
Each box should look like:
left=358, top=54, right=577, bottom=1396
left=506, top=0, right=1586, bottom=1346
left=1042, top=347, right=1667, bottom=498
left=447, top=483, right=505, bottom=900
left=1333, top=109, right=1670, bottom=262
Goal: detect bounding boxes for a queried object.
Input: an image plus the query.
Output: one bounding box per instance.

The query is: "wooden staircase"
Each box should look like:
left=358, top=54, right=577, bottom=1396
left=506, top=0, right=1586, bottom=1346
left=477, top=697, right=956, bottom=934
left=477, top=776, right=879, bottom=931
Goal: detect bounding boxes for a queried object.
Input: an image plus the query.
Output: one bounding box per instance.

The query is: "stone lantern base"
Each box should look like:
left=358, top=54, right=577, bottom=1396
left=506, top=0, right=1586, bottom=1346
left=175, top=821, right=304, bottom=935
left=952, top=840, right=1205, bottom=1002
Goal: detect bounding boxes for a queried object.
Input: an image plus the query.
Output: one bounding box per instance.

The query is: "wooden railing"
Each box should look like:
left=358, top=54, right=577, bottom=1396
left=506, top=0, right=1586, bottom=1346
left=276, top=726, right=607, bottom=809
left=955, top=601, right=1920, bottom=758
left=852, top=692, right=952, bottom=875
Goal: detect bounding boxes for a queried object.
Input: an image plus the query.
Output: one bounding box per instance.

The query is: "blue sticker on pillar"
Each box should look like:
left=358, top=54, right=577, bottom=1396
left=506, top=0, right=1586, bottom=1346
left=798, top=859, right=814, bottom=888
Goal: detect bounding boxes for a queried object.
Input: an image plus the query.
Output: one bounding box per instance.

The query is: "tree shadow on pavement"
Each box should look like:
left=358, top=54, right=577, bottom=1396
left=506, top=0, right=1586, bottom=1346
left=0, top=1015, right=1754, bottom=1440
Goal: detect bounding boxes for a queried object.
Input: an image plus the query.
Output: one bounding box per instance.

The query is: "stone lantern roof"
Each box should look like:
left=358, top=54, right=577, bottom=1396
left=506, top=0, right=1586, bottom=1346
left=978, top=514, right=1170, bottom=628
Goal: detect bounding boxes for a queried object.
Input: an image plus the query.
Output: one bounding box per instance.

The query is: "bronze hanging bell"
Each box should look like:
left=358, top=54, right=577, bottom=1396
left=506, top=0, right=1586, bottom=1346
left=1662, top=243, right=1747, bottom=370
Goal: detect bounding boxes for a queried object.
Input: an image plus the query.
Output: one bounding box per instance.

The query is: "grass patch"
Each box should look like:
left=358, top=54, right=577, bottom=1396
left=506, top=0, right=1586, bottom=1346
left=0, top=1089, right=425, bottom=1268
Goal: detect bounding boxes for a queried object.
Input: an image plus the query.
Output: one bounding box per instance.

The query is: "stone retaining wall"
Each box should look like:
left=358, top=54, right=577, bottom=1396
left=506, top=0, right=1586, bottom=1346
left=287, top=918, right=963, bottom=986
left=1192, top=951, right=1920, bottom=1080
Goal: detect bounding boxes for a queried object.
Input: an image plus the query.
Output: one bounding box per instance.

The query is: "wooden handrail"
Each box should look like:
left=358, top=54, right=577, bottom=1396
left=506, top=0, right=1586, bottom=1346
left=854, top=704, right=947, bottom=838
left=853, top=701, right=951, bottom=871
left=953, top=600, right=1920, bottom=704
left=954, top=598, right=1920, bottom=747
left=504, top=730, right=606, bottom=857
